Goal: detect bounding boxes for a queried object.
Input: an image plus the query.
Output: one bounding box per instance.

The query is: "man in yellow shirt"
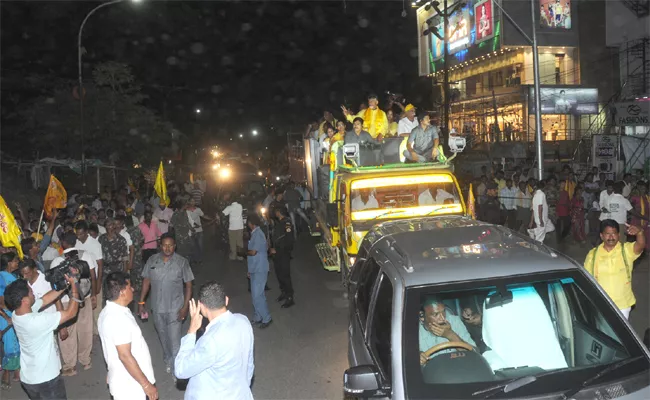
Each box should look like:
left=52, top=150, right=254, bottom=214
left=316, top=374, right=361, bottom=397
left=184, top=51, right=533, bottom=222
left=584, top=219, right=645, bottom=320
left=341, top=94, right=388, bottom=140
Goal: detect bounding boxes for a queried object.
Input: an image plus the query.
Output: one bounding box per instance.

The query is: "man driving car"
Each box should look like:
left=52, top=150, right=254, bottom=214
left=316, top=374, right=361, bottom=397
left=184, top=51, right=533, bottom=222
left=419, top=297, right=476, bottom=366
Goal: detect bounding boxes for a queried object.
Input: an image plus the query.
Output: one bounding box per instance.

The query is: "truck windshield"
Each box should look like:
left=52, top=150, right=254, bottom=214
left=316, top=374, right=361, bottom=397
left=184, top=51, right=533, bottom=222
left=350, top=179, right=460, bottom=213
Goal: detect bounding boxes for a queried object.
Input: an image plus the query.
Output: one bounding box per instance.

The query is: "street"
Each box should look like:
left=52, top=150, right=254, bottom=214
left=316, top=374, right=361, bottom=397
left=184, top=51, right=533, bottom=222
left=3, top=228, right=649, bottom=400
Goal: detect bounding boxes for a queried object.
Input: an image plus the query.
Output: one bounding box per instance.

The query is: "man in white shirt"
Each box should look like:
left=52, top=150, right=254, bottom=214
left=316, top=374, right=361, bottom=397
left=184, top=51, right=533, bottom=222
left=153, top=201, right=174, bottom=234
left=19, top=259, right=61, bottom=315
left=622, top=173, right=634, bottom=198
left=516, top=181, right=532, bottom=232
left=607, top=182, right=633, bottom=242
left=5, top=274, right=79, bottom=399
left=529, top=180, right=555, bottom=243
left=51, top=233, right=98, bottom=376
left=599, top=181, right=615, bottom=221
left=499, top=179, right=519, bottom=229
left=99, top=272, right=158, bottom=400
left=418, top=186, right=456, bottom=205
left=75, top=220, right=106, bottom=336
left=397, top=104, right=419, bottom=136
left=351, top=189, right=379, bottom=211
left=187, top=199, right=212, bottom=263
left=223, top=197, right=244, bottom=261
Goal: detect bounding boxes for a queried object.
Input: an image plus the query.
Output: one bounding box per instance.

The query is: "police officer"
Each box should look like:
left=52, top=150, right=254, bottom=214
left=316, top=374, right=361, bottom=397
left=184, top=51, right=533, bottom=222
left=270, top=207, right=295, bottom=308
left=479, top=181, right=502, bottom=225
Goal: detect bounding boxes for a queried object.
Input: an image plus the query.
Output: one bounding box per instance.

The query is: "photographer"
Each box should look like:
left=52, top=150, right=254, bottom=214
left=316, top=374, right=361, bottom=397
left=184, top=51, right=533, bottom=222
left=4, top=273, right=79, bottom=399
left=50, top=232, right=97, bottom=376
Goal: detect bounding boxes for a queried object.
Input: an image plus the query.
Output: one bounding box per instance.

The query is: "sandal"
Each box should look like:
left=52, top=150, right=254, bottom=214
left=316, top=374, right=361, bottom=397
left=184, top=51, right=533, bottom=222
left=61, top=368, right=77, bottom=377
left=0, top=382, right=10, bottom=390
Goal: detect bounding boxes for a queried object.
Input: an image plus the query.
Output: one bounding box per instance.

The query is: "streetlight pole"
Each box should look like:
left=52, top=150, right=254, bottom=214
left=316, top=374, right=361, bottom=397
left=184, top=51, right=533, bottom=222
left=442, top=0, right=450, bottom=140
left=490, top=0, right=544, bottom=179
left=78, top=0, right=127, bottom=193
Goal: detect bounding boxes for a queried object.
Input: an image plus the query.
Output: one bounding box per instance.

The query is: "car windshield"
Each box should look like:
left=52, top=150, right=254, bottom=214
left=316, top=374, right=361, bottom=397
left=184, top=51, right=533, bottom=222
left=349, top=177, right=461, bottom=214
left=403, top=271, right=649, bottom=399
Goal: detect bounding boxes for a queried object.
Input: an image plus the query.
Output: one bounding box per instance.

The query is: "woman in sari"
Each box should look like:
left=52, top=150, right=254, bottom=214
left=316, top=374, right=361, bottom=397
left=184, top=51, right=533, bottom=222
left=570, top=185, right=586, bottom=243
left=0, top=253, right=20, bottom=388
left=630, top=180, right=650, bottom=251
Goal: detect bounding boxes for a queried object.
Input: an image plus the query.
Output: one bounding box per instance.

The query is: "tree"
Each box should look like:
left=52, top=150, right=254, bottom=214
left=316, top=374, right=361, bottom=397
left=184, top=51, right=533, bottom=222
left=8, top=62, right=179, bottom=166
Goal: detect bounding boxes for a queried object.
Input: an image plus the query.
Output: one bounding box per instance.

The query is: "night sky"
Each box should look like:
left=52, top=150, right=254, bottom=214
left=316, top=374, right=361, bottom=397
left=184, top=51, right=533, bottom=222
left=1, top=0, right=430, bottom=156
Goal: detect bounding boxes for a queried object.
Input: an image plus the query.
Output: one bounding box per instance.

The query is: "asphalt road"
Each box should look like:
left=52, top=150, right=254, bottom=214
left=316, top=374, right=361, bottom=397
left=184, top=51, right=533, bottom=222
left=3, top=229, right=649, bottom=400
left=3, top=228, right=349, bottom=400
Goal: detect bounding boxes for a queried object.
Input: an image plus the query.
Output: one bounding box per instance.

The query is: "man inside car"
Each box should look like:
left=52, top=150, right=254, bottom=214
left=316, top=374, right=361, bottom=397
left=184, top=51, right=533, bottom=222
left=419, top=297, right=476, bottom=365
left=351, top=189, right=378, bottom=211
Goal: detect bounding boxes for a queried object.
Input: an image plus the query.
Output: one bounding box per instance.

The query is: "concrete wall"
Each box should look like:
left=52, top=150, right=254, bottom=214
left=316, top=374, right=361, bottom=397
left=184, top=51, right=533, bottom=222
left=605, top=0, right=650, bottom=46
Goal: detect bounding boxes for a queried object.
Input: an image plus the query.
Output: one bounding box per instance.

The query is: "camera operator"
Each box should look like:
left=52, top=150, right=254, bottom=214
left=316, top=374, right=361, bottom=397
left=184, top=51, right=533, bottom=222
left=4, top=273, right=79, bottom=399
left=50, top=232, right=98, bottom=376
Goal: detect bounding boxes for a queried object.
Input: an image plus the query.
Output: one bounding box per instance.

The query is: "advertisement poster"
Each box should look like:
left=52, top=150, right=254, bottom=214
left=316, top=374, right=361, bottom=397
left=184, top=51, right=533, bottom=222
left=614, top=101, right=650, bottom=126
left=592, top=135, right=618, bottom=181
left=540, top=0, right=571, bottom=29
left=528, top=87, right=598, bottom=115
left=474, top=0, right=494, bottom=43
left=428, top=7, right=471, bottom=60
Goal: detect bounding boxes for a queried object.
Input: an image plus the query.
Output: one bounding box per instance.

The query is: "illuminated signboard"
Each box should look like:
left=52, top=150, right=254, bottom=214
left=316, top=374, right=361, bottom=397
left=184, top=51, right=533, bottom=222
left=429, top=7, right=471, bottom=60
left=528, top=87, right=598, bottom=115
left=540, top=0, right=571, bottom=29
left=474, top=0, right=494, bottom=43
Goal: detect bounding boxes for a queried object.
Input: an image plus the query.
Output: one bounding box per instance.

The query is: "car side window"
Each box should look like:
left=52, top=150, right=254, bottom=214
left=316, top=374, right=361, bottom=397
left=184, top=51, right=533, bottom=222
left=369, top=273, right=393, bottom=380
left=564, top=282, right=622, bottom=344
left=355, top=258, right=381, bottom=330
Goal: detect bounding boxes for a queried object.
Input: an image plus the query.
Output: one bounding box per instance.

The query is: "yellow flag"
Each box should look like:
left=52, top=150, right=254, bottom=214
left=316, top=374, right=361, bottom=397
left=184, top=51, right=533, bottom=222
left=128, top=178, right=137, bottom=193
left=189, top=173, right=195, bottom=184
left=0, top=195, right=24, bottom=258
left=44, top=175, right=67, bottom=219
left=468, top=183, right=477, bottom=220
left=154, top=161, right=170, bottom=206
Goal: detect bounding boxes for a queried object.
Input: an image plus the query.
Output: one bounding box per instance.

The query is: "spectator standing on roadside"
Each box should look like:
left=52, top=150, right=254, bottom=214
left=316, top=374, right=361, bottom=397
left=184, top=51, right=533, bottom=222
left=584, top=220, right=644, bottom=320
left=99, top=272, right=158, bottom=400
left=529, top=180, right=555, bottom=243
left=246, top=214, right=272, bottom=329
left=599, top=180, right=615, bottom=221
left=499, top=179, right=518, bottom=229
left=51, top=233, right=98, bottom=376
left=139, top=210, right=161, bottom=265
left=174, top=282, right=254, bottom=399
left=138, top=233, right=194, bottom=378
left=606, top=182, right=634, bottom=243
left=153, top=201, right=174, bottom=235
left=223, top=195, right=244, bottom=261
left=515, top=180, right=532, bottom=232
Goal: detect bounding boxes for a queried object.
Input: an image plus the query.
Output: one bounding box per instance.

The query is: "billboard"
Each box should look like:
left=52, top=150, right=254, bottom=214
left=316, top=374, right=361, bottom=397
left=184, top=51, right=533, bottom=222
left=474, top=0, right=495, bottom=44
left=429, top=7, right=471, bottom=60
left=540, top=0, right=571, bottom=29
left=614, top=101, right=650, bottom=126
left=528, top=87, right=598, bottom=115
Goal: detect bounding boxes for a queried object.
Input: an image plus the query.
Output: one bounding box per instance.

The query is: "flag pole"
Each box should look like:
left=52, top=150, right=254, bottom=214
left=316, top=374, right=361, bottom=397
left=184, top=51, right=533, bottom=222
left=36, top=209, right=45, bottom=238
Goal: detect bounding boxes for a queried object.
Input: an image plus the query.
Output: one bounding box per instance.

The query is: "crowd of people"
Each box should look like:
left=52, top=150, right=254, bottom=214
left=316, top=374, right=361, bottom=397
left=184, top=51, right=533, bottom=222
left=305, top=94, right=447, bottom=165
left=472, top=163, right=648, bottom=321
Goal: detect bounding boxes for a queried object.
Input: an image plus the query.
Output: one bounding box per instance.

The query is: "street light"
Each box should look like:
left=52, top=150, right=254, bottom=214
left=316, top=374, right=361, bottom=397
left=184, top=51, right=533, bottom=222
left=195, top=108, right=202, bottom=114
left=252, top=130, right=258, bottom=136
left=78, top=0, right=140, bottom=193
left=239, top=134, right=243, bottom=138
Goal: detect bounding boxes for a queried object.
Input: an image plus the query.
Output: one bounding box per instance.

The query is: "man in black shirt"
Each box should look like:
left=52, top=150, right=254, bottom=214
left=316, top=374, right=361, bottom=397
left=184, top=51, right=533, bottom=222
left=480, top=182, right=501, bottom=225
left=270, top=208, right=295, bottom=308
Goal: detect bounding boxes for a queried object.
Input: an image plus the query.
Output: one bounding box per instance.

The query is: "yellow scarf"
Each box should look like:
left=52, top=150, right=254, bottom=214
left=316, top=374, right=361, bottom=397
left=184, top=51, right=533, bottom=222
left=362, top=108, right=385, bottom=135
left=565, top=180, right=576, bottom=200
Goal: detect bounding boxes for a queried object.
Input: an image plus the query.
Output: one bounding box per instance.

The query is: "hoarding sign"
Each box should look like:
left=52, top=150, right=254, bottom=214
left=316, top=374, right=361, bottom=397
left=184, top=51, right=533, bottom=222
left=474, top=0, right=494, bottom=43
left=428, top=6, right=471, bottom=60
left=615, top=101, right=650, bottom=126
left=528, top=87, right=598, bottom=115
left=592, top=135, right=618, bottom=181
left=540, top=0, right=571, bottom=29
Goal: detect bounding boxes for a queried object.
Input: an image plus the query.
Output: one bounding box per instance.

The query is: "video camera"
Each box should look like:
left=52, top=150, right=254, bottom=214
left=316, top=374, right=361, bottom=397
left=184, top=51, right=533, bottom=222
left=386, top=91, right=405, bottom=104
left=45, top=249, right=91, bottom=294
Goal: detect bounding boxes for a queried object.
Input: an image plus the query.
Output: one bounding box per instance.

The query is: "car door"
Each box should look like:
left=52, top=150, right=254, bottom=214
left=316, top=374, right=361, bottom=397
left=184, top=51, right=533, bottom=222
left=348, top=256, right=381, bottom=368
left=366, top=272, right=394, bottom=394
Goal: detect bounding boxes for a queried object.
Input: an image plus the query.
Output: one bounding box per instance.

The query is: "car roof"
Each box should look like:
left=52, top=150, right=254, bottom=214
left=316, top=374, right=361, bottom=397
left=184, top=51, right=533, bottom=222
left=364, top=216, right=580, bottom=287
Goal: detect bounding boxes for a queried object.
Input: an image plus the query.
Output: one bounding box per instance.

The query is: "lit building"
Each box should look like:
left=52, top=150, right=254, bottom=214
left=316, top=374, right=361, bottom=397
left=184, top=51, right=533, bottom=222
left=415, top=0, right=604, bottom=151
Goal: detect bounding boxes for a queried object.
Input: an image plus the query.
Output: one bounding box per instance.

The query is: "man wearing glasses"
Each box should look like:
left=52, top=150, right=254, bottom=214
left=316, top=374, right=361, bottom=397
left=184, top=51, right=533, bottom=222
left=138, top=233, right=194, bottom=379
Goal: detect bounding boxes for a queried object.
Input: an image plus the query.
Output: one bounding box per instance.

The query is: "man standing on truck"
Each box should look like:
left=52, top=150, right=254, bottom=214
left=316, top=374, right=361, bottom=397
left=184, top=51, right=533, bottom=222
left=341, top=93, right=388, bottom=140
left=404, top=111, right=439, bottom=163
left=270, top=207, right=295, bottom=309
